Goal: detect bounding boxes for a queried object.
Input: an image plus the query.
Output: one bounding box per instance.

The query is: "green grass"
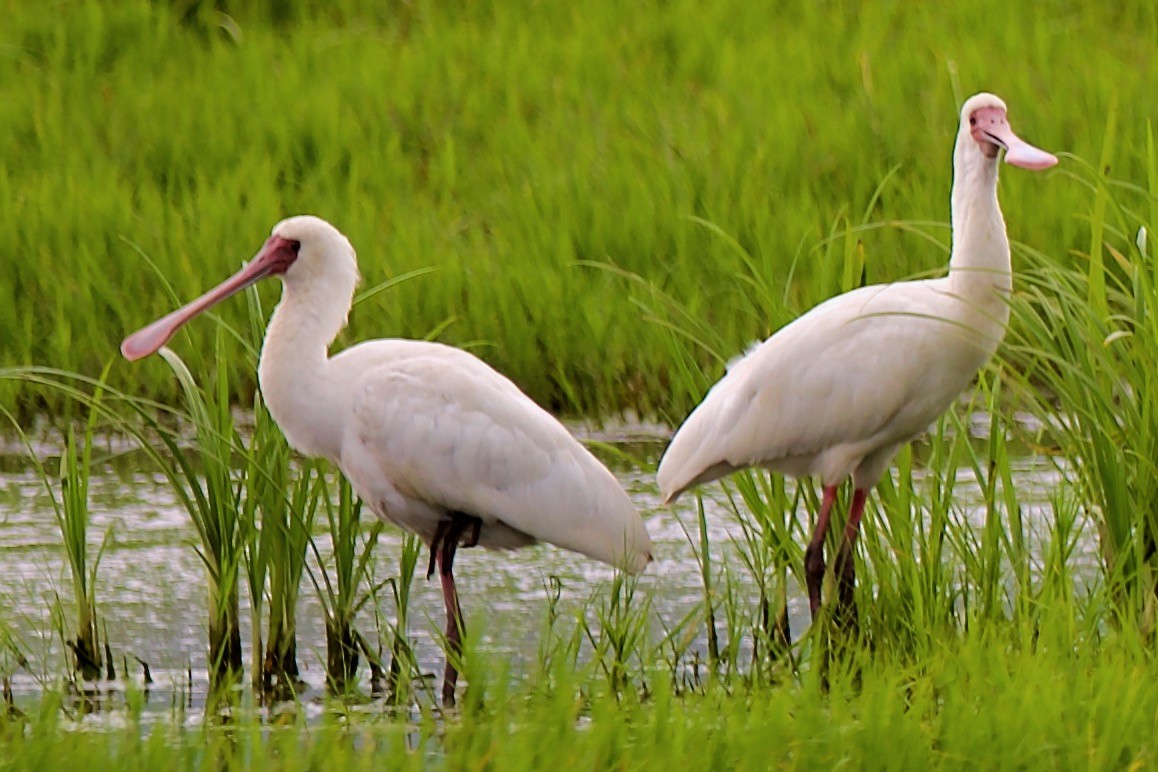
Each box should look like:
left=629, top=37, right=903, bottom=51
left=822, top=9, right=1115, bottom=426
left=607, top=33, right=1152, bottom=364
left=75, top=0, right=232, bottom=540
left=3, top=0, right=1157, bottom=420
left=312, top=473, right=385, bottom=693
left=242, top=390, right=311, bottom=694
left=1, top=369, right=113, bottom=682
left=53, top=388, right=111, bottom=681
left=1, top=330, right=1138, bottom=766
left=1003, top=151, right=1158, bottom=631
left=7, top=0, right=1158, bottom=766
left=0, top=605, right=1155, bottom=770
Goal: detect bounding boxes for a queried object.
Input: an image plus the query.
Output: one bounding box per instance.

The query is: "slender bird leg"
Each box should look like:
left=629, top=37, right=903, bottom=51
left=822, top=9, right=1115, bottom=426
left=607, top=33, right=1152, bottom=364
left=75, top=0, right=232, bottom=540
left=436, top=513, right=482, bottom=707
left=834, top=488, right=869, bottom=630
left=804, top=485, right=840, bottom=620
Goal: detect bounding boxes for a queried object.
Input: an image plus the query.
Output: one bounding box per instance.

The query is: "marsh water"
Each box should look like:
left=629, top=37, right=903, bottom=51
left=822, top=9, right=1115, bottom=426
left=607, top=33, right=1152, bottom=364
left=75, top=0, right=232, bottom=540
left=0, top=415, right=1094, bottom=722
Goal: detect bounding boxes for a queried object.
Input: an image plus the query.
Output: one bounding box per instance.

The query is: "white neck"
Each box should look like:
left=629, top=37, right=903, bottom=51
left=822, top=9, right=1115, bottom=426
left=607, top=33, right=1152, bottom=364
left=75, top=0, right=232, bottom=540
left=257, top=273, right=356, bottom=460
left=946, top=135, right=1012, bottom=332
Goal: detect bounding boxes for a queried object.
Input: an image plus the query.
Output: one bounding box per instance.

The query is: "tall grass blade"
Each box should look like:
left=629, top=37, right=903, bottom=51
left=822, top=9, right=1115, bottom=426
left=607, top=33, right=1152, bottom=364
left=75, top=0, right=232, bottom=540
left=157, top=345, right=246, bottom=693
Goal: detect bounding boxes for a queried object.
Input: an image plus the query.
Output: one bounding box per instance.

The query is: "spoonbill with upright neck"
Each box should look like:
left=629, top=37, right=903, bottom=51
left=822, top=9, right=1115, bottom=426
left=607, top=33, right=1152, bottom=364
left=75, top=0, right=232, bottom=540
left=121, top=216, right=653, bottom=705
left=657, top=93, right=1056, bottom=623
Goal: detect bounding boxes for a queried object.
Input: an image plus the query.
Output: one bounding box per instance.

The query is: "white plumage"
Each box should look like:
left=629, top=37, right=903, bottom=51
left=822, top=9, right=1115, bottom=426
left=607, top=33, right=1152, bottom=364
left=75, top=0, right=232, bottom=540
left=658, top=274, right=1003, bottom=497
left=328, top=339, right=651, bottom=563
left=122, top=215, right=652, bottom=704
left=657, top=93, right=1056, bottom=621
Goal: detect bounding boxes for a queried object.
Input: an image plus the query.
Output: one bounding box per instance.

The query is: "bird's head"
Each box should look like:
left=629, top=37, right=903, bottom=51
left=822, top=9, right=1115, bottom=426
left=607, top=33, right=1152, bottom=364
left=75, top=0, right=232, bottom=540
left=261, top=215, right=360, bottom=290
left=957, top=92, right=1057, bottom=171
left=121, top=215, right=360, bottom=361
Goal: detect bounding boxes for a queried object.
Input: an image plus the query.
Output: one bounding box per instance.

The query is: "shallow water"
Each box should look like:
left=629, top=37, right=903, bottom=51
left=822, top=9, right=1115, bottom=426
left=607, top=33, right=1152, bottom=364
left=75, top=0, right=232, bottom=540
left=0, top=415, right=1092, bottom=722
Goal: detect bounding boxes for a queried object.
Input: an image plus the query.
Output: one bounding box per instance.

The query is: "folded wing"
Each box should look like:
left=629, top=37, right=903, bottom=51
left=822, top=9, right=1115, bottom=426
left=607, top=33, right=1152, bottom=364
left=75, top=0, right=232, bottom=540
left=340, top=348, right=652, bottom=573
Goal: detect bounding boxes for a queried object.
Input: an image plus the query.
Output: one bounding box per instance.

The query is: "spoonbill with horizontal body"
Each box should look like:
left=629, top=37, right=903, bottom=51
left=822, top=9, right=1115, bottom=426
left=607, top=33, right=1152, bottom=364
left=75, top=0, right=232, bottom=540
left=657, top=93, right=1056, bottom=624
left=121, top=216, right=653, bottom=705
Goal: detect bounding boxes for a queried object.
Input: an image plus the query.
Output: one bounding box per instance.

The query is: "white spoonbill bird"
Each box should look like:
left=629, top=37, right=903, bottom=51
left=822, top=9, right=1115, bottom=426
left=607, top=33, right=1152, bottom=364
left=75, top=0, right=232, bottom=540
left=657, top=93, right=1056, bottom=621
left=121, top=216, right=653, bottom=705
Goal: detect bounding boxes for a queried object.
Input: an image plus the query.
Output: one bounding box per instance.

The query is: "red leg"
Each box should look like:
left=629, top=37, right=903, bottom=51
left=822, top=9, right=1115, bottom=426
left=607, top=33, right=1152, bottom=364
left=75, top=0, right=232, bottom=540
left=438, top=544, right=463, bottom=707
left=804, top=485, right=840, bottom=620
left=432, top=513, right=479, bottom=708
left=835, top=488, right=868, bottom=620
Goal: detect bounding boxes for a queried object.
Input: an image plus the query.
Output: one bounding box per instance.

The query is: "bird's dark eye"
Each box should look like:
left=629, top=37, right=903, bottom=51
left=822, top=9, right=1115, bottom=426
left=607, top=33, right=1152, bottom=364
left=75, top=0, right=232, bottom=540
left=969, top=116, right=976, bottom=126
left=290, top=241, right=301, bottom=254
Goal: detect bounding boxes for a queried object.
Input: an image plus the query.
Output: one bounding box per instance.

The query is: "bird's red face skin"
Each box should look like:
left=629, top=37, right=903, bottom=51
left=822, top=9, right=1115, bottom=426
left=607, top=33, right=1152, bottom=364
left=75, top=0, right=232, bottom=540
left=261, top=235, right=301, bottom=275
left=970, top=106, right=1007, bottom=159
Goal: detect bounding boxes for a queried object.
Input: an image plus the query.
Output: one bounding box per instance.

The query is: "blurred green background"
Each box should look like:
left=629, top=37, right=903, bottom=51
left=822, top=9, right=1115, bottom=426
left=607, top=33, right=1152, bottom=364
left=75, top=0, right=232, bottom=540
left=2, top=0, right=1153, bottom=418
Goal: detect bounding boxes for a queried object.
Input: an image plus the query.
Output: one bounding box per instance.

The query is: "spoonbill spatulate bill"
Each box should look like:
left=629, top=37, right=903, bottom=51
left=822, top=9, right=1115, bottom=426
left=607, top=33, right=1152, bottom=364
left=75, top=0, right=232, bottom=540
left=656, top=93, right=1057, bottom=623
left=121, top=216, right=653, bottom=705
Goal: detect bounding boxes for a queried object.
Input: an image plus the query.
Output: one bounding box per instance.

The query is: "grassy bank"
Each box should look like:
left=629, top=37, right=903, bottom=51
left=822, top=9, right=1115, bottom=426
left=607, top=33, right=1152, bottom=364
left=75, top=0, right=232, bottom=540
left=3, top=0, right=1157, bottom=418
left=1, top=604, right=1155, bottom=769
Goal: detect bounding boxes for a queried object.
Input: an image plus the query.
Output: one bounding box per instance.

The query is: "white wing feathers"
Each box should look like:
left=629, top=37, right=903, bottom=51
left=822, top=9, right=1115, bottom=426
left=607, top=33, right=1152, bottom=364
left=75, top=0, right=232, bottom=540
left=339, top=346, right=652, bottom=574
left=657, top=280, right=977, bottom=501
